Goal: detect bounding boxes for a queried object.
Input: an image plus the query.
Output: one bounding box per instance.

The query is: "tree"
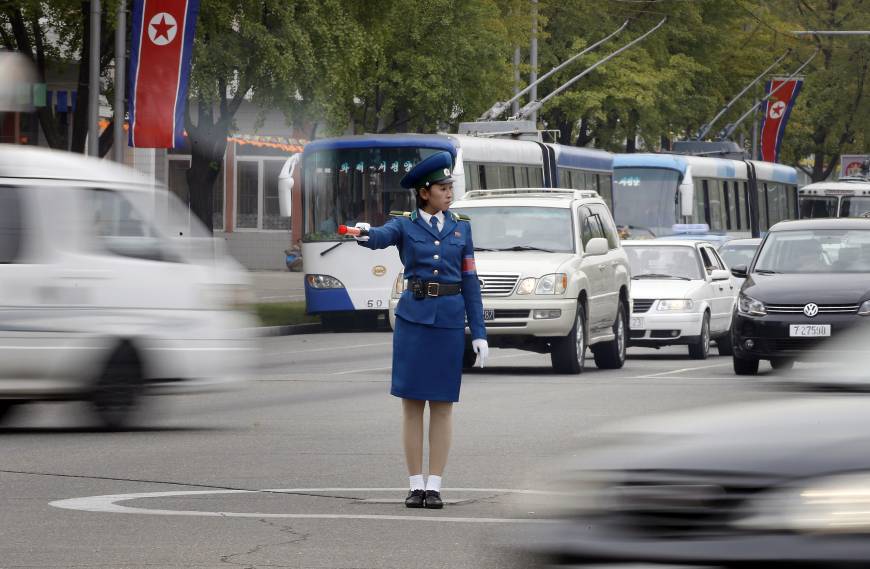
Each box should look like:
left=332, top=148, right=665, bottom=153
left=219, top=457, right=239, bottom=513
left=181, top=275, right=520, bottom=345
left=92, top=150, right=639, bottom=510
left=1, top=0, right=119, bottom=156
left=185, top=0, right=363, bottom=231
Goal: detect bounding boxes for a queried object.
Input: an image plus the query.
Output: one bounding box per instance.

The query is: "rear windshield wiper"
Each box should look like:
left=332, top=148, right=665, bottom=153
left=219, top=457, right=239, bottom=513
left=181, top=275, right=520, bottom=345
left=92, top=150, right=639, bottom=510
left=632, top=273, right=692, bottom=280
left=494, top=245, right=556, bottom=253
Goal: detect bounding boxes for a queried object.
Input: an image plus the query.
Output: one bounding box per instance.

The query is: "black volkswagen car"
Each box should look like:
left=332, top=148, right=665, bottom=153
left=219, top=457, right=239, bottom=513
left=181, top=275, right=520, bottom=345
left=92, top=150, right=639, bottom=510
left=730, top=219, right=870, bottom=375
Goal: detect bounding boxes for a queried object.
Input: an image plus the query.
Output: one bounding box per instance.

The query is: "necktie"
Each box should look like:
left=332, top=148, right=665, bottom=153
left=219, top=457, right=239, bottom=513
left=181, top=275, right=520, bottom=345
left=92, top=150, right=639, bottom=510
left=430, top=215, right=439, bottom=232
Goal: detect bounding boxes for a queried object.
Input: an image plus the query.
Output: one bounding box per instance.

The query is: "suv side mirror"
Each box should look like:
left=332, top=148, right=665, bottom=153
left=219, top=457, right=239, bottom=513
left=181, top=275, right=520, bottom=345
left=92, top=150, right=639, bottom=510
left=585, top=237, right=608, bottom=256
left=711, top=269, right=731, bottom=281
left=730, top=264, right=748, bottom=278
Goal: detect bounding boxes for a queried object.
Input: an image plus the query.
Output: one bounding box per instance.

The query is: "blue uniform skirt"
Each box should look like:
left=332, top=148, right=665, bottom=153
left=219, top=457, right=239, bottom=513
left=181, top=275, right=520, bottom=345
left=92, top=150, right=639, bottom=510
left=391, top=316, right=464, bottom=402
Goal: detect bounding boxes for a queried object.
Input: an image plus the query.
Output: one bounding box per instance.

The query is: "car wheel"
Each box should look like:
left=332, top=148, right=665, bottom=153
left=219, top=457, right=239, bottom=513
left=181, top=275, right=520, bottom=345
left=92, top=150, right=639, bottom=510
left=770, top=358, right=794, bottom=371
left=592, top=302, right=627, bottom=369
left=462, top=343, right=477, bottom=369
left=733, top=354, right=760, bottom=375
left=717, top=332, right=734, bottom=356
left=551, top=303, right=586, bottom=374
left=91, top=344, right=145, bottom=430
left=688, top=313, right=710, bottom=360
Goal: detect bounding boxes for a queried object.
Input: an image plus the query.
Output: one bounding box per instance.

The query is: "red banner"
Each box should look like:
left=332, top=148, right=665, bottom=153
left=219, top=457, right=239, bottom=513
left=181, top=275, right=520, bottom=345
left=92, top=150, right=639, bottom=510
left=759, top=77, right=803, bottom=163
left=128, top=0, right=199, bottom=148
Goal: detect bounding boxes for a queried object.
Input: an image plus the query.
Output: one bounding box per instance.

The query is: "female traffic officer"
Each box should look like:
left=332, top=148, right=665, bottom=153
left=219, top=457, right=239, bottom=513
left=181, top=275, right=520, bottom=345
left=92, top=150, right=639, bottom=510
left=352, top=151, right=488, bottom=509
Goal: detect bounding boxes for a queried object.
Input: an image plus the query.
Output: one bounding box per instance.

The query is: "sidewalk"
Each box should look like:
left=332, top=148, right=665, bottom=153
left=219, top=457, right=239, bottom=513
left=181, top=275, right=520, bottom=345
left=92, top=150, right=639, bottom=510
left=249, top=270, right=305, bottom=304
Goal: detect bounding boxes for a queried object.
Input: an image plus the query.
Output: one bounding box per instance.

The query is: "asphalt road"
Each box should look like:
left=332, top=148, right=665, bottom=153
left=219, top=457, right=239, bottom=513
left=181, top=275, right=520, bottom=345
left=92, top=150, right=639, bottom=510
left=0, top=334, right=785, bottom=569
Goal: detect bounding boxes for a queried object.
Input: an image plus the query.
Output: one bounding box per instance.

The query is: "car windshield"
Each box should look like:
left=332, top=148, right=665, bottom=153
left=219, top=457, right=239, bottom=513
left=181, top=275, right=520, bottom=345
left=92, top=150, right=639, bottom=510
left=450, top=206, right=574, bottom=253
left=754, top=229, right=870, bottom=273
left=624, top=245, right=703, bottom=280
left=719, top=244, right=757, bottom=268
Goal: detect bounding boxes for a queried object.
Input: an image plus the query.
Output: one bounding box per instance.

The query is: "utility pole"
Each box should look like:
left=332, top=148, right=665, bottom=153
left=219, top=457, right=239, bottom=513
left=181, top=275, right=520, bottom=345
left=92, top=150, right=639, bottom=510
left=88, top=0, right=100, bottom=157
left=114, top=0, right=126, bottom=162
left=529, top=0, right=538, bottom=125
left=512, top=46, right=521, bottom=117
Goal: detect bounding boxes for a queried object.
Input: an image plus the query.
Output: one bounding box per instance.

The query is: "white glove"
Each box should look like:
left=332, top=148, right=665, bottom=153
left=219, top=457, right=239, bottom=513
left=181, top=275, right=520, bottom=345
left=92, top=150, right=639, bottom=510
left=472, top=338, right=489, bottom=368
left=353, top=222, right=371, bottom=242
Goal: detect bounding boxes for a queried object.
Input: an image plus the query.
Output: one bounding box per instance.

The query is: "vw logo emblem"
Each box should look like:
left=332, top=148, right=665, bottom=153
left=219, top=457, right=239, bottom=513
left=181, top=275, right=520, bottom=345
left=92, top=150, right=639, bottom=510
left=479, top=279, right=486, bottom=289
left=803, top=303, right=819, bottom=317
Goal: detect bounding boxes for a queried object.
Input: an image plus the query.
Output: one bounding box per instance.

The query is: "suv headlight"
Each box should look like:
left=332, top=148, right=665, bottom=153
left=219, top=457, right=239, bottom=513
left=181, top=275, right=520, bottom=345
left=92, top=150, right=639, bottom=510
left=738, top=293, right=766, bottom=316
left=657, top=299, right=694, bottom=311
left=516, top=277, right=536, bottom=295
left=737, top=472, right=870, bottom=533
left=535, top=273, right=568, bottom=295
left=306, top=274, right=345, bottom=289
left=859, top=300, right=870, bottom=316
left=392, top=272, right=405, bottom=299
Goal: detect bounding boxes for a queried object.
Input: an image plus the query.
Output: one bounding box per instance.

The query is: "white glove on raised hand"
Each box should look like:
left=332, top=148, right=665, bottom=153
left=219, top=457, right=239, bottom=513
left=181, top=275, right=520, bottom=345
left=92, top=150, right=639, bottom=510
left=472, top=338, right=489, bottom=368
left=353, top=222, right=371, bottom=242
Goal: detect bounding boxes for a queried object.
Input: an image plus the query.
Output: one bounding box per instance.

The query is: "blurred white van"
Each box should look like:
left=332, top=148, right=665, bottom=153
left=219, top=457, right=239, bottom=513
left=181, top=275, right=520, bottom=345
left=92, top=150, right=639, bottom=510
left=0, top=145, right=256, bottom=428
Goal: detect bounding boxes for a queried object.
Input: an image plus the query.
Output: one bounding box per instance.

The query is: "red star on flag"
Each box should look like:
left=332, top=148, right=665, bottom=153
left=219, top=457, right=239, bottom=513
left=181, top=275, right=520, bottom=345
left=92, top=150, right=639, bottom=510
left=150, top=14, right=174, bottom=41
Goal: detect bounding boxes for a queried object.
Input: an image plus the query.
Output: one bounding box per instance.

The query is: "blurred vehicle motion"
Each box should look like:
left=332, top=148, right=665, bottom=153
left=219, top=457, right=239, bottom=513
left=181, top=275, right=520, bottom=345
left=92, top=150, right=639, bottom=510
left=625, top=240, right=736, bottom=358
left=0, top=145, right=256, bottom=428
left=731, top=219, right=870, bottom=375
left=526, top=322, right=870, bottom=567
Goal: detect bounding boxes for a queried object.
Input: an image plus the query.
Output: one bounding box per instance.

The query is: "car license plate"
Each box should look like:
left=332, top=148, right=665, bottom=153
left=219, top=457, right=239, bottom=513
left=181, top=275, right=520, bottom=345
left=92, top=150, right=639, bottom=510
left=789, top=324, right=831, bottom=337
left=483, top=309, right=495, bottom=321
left=630, top=317, right=644, bottom=329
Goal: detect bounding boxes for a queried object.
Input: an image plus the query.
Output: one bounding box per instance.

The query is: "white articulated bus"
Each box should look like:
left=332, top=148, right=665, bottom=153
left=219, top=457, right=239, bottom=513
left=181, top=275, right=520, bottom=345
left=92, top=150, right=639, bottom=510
left=611, top=153, right=800, bottom=241
left=278, top=133, right=613, bottom=323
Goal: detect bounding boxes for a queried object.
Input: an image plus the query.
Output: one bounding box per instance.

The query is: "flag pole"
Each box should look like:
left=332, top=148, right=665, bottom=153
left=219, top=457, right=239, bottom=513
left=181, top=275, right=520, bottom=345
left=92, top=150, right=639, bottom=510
left=88, top=0, right=100, bottom=156
left=114, top=0, right=126, bottom=162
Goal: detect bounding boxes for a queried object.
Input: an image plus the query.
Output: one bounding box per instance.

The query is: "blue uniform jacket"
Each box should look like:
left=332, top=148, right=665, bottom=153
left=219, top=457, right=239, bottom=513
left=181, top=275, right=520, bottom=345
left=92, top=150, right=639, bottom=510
left=359, top=210, right=486, bottom=340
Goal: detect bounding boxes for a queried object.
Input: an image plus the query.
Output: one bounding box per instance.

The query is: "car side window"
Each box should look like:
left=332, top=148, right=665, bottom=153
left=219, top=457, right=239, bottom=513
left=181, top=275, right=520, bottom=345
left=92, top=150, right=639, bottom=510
left=588, top=204, right=620, bottom=249
left=0, top=187, right=24, bottom=264
left=699, top=246, right=723, bottom=273
left=88, top=189, right=167, bottom=262
left=579, top=207, right=604, bottom=247
left=709, top=247, right=728, bottom=270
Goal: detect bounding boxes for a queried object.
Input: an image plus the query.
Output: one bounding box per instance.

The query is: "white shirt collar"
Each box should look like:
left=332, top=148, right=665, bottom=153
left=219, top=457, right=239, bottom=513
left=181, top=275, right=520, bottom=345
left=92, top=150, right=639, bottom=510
left=418, top=209, right=445, bottom=229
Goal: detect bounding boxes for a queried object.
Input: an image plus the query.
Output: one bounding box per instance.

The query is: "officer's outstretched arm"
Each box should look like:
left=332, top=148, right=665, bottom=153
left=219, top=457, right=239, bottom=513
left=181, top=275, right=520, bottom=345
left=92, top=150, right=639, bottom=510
left=460, top=223, right=486, bottom=341
left=357, top=217, right=403, bottom=250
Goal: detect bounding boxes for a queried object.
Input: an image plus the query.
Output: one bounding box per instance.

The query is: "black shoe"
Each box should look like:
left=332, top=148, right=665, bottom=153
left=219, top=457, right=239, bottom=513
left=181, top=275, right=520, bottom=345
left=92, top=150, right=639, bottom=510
left=405, top=489, right=425, bottom=508
left=423, top=490, right=443, bottom=509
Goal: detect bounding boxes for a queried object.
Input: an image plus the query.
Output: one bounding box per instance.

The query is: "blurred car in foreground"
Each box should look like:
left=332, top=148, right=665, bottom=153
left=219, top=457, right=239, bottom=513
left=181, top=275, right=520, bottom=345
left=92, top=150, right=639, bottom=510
left=0, top=145, right=256, bottom=428
left=624, top=240, right=736, bottom=358
left=731, top=219, right=870, bottom=375
left=526, top=323, right=870, bottom=568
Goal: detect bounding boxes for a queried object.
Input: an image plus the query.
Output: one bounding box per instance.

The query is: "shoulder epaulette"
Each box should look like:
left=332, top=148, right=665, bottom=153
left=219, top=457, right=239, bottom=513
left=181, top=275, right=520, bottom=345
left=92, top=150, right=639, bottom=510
left=450, top=211, right=471, bottom=221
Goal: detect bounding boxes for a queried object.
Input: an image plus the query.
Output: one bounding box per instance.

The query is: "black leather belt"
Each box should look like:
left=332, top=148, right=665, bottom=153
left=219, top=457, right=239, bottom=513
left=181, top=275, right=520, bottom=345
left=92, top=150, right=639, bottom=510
left=409, top=279, right=461, bottom=299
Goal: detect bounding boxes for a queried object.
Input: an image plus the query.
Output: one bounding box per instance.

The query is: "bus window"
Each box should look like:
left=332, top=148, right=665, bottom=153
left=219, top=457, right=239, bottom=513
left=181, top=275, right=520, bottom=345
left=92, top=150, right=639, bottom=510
left=694, top=179, right=707, bottom=224
left=515, top=166, right=529, bottom=187
left=767, top=183, right=788, bottom=226
left=464, top=162, right=480, bottom=190
left=787, top=185, right=797, bottom=218
left=598, top=174, right=613, bottom=208
left=723, top=181, right=734, bottom=230
left=478, top=164, right=487, bottom=189
left=800, top=196, right=838, bottom=218
left=733, top=183, right=742, bottom=230
left=742, top=182, right=751, bottom=230
left=556, top=168, right=569, bottom=188
left=708, top=180, right=725, bottom=231
left=756, top=182, right=769, bottom=232
left=701, top=179, right=712, bottom=227
left=529, top=167, right=544, bottom=187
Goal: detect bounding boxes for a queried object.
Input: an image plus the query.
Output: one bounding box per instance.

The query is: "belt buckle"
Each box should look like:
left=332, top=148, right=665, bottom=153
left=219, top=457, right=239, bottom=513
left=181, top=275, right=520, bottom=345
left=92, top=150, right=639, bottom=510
left=427, top=282, right=440, bottom=297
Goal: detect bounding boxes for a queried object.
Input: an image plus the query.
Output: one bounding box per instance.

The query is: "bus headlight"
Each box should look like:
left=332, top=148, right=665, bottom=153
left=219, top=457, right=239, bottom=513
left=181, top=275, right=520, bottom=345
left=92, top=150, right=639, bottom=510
left=535, top=273, right=568, bottom=295
left=738, top=293, right=766, bottom=316
left=657, top=299, right=694, bottom=311
left=392, top=272, right=405, bottom=299
left=306, top=274, right=345, bottom=289
left=516, top=277, right=536, bottom=295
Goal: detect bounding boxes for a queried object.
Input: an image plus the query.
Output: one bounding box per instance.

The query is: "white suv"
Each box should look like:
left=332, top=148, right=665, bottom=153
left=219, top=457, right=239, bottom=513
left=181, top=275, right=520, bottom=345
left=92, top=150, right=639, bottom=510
left=390, top=189, right=631, bottom=373
left=0, top=145, right=256, bottom=428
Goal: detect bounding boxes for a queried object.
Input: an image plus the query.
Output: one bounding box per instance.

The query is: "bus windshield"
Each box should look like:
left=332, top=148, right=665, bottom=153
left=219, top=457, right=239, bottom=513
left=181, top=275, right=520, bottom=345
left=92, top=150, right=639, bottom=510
left=840, top=196, right=870, bottom=218
left=451, top=206, right=574, bottom=253
left=612, top=168, right=679, bottom=239
left=302, top=146, right=442, bottom=241
left=799, top=196, right=838, bottom=219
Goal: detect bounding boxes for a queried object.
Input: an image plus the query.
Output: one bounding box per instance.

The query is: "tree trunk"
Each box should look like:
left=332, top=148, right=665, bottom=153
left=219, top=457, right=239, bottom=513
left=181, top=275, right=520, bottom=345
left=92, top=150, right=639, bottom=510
left=186, top=101, right=229, bottom=232
left=574, top=116, right=592, bottom=147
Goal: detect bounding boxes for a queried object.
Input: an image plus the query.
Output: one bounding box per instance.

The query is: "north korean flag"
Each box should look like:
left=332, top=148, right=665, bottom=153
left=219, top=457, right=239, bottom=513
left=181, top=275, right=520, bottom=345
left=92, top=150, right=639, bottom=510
left=759, top=77, right=803, bottom=164
left=128, top=0, right=199, bottom=148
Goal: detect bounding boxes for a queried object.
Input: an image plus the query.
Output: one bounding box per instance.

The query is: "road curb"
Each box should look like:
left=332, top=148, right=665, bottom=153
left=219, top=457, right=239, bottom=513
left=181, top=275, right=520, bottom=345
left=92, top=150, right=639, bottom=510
left=255, top=323, right=323, bottom=337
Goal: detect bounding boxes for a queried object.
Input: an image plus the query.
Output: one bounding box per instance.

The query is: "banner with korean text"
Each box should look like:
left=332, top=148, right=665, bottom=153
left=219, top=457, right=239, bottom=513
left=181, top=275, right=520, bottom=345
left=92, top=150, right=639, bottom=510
left=759, top=77, right=803, bottom=163
left=128, top=0, right=199, bottom=148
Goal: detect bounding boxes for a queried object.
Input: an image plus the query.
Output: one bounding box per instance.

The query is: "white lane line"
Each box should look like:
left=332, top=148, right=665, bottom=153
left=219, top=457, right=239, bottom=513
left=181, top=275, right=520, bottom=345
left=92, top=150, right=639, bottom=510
left=634, top=362, right=731, bottom=378
left=49, top=487, right=556, bottom=524
left=278, top=342, right=392, bottom=356
left=329, top=366, right=391, bottom=376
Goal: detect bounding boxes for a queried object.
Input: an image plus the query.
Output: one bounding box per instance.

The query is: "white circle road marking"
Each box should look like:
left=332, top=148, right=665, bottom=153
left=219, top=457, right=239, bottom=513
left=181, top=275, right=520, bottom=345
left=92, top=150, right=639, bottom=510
left=49, top=488, right=558, bottom=524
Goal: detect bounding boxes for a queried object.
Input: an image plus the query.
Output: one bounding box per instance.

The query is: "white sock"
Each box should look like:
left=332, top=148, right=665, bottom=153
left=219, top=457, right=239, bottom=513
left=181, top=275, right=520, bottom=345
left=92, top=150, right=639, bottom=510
left=425, top=475, right=442, bottom=493
left=409, top=474, right=424, bottom=491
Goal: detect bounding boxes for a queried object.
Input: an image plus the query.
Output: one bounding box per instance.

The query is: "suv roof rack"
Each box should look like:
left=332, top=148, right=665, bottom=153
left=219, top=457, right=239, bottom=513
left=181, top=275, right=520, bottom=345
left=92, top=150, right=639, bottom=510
left=462, top=188, right=600, bottom=200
